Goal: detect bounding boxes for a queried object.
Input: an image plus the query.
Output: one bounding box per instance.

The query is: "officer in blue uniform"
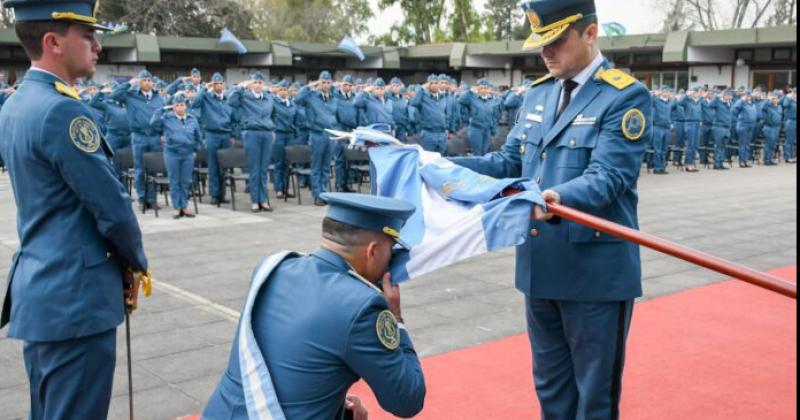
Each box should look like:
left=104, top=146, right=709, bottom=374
left=334, top=75, right=358, bottom=192
left=91, top=82, right=132, bottom=151
left=681, top=86, right=703, bottom=172
left=504, top=82, right=528, bottom=125
left=459, top=78, right=499, bottom=156
left=355, top=78, right=395, bottom=129
left=272, top=80, right=298, bottom=199
left=167, top=67, right=203, bottom=96
left=761, top=91, right=783, bottom=166
left=450, top=1, right=650, bottom=418
left=700, top=87, right=716, bottom=165
left=783, top=88, right=797, bottom=163
left=732, top=90, right=757, bottom=168
left=192, top=72, right=235, bottom=205
left=150, top=93, right=203, bottom=218
left=203, top=193, right=426, bottom=419
left=670, top=88, right=686, bottom=165
left=652, top=86, right=672, bottom=174
left=294, top=71, right=341, bottom=206
left=109, top=69, right=165, bottom=207
left=389, top=77, right=411, bottom=142
left=0, top=2, right=149, bottom=418
left=711, top=89, right=735, bottom=170
left=410, top=74, right=451, bottom=153
left=229, top=71, right=277, bottom=212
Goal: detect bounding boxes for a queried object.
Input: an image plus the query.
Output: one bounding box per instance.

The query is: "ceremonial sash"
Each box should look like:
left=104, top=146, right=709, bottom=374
left=239, top=251, right=300, bottom=420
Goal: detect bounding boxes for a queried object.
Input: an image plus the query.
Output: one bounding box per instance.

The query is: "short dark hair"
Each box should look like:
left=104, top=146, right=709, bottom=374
left=322, top=218, right=383, bottom=249
left=572, top=15, right=599, bottom=36
left=15, top=21, right=71, bottom=60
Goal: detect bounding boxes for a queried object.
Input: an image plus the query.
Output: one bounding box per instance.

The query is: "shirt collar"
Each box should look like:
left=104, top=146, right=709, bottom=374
left=559, top=52, right=605, bottom=88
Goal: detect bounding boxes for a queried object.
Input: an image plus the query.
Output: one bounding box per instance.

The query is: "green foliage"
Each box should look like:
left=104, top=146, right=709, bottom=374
left=247, top=0, right=373, bottom=43
left=484, top=0, right=528, bottom=41
left=94, top=0, right=254, bottom=37
left=377, top=0, right=447, bottom=45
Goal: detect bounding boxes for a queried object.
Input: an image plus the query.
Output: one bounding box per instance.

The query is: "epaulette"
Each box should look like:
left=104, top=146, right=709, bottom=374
left=532, top=74, right=554, bottom=86
left=347, top=269, right=383, bottom=295
left=595, top=68, right=637, bottom=90
left=54, top=81, right=80, bottom=100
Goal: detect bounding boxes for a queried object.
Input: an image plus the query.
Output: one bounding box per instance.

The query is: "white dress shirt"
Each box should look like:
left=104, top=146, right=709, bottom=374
left=557, top=52, right=606, bottom=112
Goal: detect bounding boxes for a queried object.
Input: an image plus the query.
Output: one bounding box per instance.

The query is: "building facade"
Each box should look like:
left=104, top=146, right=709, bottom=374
left=0, top=26, right=795, bottom=90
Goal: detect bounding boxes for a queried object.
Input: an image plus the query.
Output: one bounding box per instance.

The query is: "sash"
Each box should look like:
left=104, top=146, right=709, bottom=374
left=238, top=251, right=300, bottom=420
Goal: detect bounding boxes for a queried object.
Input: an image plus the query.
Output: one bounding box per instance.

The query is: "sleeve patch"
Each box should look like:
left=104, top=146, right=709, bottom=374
left=69, top=116, right=101, bottom=153
left=622, top=109, right=646, bottom=141
left=376, top=310, right=400, bottom=350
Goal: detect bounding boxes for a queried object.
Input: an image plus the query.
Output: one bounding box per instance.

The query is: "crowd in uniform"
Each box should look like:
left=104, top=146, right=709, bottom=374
left=648, top=84, right=797, bottom=174
left=3, top=71, right=795, bottom=208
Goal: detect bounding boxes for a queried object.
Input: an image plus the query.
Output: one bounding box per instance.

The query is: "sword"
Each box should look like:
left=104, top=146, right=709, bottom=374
left=125, top=309, right=135, bottom=420
left=122, top=269, right=152, bottom=420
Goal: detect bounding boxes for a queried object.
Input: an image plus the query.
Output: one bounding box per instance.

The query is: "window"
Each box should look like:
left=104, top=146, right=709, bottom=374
left=614, top=53, right=630, bottom=66
left=736, top=49, right=754, bottom=61
left=634, top=54, right=650, bottom=65
left=773, top=48, right=792, bottom=61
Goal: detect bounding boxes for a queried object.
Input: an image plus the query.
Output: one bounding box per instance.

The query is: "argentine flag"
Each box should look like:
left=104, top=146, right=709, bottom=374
left=369, top=145, right=545, bottom=283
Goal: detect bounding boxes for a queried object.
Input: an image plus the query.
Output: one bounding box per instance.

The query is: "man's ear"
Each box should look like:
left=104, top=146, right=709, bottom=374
left=584, top=23, right=599, bottom=44
left=42, top=32, right=63, bottom=56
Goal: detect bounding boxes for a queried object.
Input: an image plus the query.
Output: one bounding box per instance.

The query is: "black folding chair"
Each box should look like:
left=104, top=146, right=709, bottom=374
left=193, top=149, right=209, bottom=202
left=284, top=145, right=312, bottom=205
left=343, top=147, right=371, bottom=193
left=142, top=152, right=171, bottom=218
left=113, top=147, right=136, bottom=194
left=217, top=148, right=250, bottom=211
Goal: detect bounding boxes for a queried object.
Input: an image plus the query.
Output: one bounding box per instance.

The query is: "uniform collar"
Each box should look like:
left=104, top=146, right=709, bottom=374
left=28, top=67, right=71, bottom=86
left=559, top=52, right=605, bottom=88
left=311, top=247, right=351, bottom=272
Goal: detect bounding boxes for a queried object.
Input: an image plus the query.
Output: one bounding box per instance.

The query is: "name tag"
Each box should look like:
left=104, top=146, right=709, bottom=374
left=526, top=113, right=543, bottom=123
left=572, top=114, right=597, bottom=126
left=535, top=105, right=545, bottom=112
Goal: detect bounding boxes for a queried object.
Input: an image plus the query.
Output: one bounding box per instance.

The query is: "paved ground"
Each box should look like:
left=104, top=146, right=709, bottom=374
left=0, top=162, right=796, bottom=420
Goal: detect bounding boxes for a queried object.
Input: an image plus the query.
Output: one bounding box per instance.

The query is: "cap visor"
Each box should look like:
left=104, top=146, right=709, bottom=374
left=81, top=22, right=114, bottom=31
left=523, top=24, right=570, bottom=50
left=393, top=237, right=411, bottom=250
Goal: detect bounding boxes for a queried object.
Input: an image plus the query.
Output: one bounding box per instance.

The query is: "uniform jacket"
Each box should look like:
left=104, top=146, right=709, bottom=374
left=0, top=69, right=147, bottom=341
left=711, top=98, right=734, bottom=128
left=150, top=110, right=203, bottom=155
left=451, top=63, right=652, bottom=301
left=202, top=248, right=425, bottom=419
left=409, top=87, right=450, bottom=132
left=108, top=82, right=164, bottom=135
left=459, top=90, right=500, bottom=131
left=336, top=90, right=359, bottom=129
left=294, top=87, right=340, bottom=132
left=653, top=96, right=672, bottom=129
left=192, top=88, right=235, bottom=134
left=90, top=92, right=131, bottom=137
left=762, top=102, right=783, bottom=127
left=273, top=96, right=298, bottom=134
left=732, top=100, right=758, bottom=126
left=227, top=88, right=277, bottom=132
left=354, top=93, right=394, bottom=128
left=681, top=97, right=703, bottom=122
left=783, top=97, right=797, bottom=122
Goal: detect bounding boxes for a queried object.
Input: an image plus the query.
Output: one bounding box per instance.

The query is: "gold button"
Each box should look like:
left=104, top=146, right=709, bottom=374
left=569, top=139, right=577, bottom=148
left=530, top=229, right=539, bottom=238
left=594, top=231, right=602, bottom=239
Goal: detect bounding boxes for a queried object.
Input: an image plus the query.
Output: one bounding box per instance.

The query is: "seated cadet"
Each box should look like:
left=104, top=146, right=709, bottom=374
left=150, top=93, right=203, bottom=219
left=203, top=193, right=426, bottom=420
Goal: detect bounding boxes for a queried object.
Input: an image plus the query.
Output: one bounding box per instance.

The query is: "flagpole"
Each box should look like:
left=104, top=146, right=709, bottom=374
left=545, top=202, right=797, bottom=299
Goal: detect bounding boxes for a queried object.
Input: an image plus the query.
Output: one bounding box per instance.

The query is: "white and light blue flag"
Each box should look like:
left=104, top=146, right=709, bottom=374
left=219, top=28, right=248, bottom=54
left=369, top=145, right=545, bottom=283
left=338, top=36, right=366, bottom=61
left=602, top=22, right=627, bottom=37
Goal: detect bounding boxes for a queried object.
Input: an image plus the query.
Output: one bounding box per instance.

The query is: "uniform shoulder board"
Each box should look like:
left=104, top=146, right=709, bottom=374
left=596, top=68, right=637, bottom=90
left=54, top=81, right=80, bottom=100
left=532, top=74, right=554, bottom=87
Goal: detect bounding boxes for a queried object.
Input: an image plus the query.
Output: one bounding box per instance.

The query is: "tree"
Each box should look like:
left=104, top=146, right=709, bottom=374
left=484, top=0, right=527, bottom=41
left=656, top=0, right=795, bottom=31
left=0, top=8, right=13, bottom=29
left=96, top=0, right=254, bottom=38
left=376, top=0, right=447, bottom=45
left=247, top=0, right=373, bottom=43
left=448, top=0, right=491, bottom=42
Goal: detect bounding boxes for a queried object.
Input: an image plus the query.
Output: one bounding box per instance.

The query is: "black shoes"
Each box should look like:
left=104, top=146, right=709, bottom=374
left=210, top=198, right=231, bottom=205
left=314, top=198, right=327, bottom=207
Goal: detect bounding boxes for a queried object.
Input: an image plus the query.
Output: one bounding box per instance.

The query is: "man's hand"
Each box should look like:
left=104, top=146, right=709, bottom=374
left=345, top=395, right=368, bottom=420
left=533, top=190, right=561, bottom=221
left=380, top=272, right=402, bottom=323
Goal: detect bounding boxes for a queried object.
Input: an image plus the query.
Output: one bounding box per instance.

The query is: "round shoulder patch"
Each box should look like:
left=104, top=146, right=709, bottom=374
left=69, top=116, right=101, bottom=153
left=376, top=310, right=400, bottom=351
left=621, top=109, right=646, bottom=141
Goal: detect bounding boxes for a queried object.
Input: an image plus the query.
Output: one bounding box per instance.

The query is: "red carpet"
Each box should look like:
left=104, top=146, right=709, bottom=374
left=350, top=266, right=797, bottom=419
left=179, top=266, right=797, bottom=419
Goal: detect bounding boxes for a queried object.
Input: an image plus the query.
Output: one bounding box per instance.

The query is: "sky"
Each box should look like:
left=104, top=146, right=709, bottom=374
left=365, top=0, right=664, bottom=42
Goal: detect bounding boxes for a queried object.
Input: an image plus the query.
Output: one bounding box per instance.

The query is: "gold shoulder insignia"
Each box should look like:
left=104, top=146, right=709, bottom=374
left=376, top=310, right=400, bottom=350
left=532, top=74, right=554, bottom=86
left=596, top=68, right=637, bottom=90
left=55, top=81, right=80, bottom=100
